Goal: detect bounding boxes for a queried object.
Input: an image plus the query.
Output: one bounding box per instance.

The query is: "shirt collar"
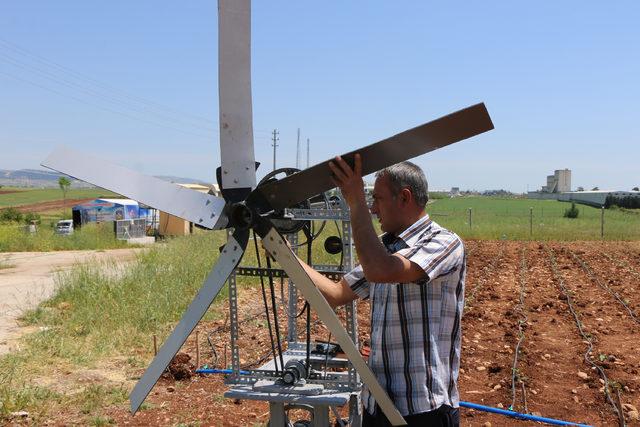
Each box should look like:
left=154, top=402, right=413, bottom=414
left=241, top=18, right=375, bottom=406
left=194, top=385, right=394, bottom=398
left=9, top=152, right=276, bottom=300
left=396, top=214, right=432, bottom=245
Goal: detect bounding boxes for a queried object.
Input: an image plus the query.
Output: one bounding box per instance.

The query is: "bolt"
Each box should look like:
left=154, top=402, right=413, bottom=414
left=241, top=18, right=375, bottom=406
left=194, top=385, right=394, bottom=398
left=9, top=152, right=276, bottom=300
left=233, top=245, right=238, bottom=251
left=206, top=200, right=211, bottom=205
left=199, top=218, right=203, bottom=223
left=233, top=179, right=238, bottom=184
left=210, top=213, right=215, bottom=218
left=223, top=170, right=228, bottom=175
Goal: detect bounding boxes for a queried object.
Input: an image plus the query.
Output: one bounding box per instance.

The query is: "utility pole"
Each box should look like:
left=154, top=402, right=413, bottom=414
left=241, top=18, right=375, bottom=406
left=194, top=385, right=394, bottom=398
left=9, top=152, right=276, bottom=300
left=306, top=138, right=310, bottom=168
left=271, top=129, right=279, bottom=171
left=296, top=128, right=301, bottom=169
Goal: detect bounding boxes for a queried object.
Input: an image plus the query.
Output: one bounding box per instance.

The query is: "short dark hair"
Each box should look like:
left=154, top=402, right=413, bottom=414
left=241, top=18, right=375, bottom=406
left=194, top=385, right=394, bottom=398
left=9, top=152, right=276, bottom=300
left=375, top=161, right=429, bottom=208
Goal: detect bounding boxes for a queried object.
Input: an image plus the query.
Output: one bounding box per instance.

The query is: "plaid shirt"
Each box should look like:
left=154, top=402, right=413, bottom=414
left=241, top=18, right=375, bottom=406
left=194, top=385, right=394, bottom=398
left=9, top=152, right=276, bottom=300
left=343, top=214, right=466, bottom=416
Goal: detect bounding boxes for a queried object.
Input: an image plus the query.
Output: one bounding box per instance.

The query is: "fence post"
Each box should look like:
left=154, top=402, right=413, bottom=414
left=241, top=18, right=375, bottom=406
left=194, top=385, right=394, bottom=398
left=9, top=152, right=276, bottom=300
left=529, top=207, right=533, bottom=239
left=601, top=206, right=605, bottom=239
left=468, top=208, right=472, bottom=231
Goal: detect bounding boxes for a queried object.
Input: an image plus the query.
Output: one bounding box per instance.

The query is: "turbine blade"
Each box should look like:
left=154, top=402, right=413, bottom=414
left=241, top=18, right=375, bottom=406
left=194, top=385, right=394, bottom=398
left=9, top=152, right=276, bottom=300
left=42, top=146, right=227, bottom=229
left=129, top=229, right=248, bottom=413
left=253, top=103, right=493, bottom=211
left=218, top=0, right=256, bottom=190
left=257, top=221, right=407, bottom=426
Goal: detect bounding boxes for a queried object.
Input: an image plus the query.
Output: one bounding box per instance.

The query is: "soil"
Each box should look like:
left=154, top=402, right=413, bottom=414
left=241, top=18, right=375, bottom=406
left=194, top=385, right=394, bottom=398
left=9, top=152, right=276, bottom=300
left=9, top=241, right=640, bottom=426
left=13, top=198, right=94, bottom=213
left=0, top=190, right=23, bottom=195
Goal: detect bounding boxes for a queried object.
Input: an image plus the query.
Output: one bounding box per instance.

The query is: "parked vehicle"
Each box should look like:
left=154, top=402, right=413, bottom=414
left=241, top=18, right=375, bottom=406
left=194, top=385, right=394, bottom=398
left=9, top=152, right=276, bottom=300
left=55, top=220, right=74, bottom=235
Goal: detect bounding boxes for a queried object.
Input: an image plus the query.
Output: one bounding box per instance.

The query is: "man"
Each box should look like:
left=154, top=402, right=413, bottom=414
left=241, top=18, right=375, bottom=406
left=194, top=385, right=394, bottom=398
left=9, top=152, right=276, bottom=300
left=297, top=154, right=465, bottom=426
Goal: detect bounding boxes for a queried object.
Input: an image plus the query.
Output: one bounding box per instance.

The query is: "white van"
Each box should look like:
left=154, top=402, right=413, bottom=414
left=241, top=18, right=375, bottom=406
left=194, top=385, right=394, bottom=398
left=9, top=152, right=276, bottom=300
left=55, top=220, right=74, bottom=235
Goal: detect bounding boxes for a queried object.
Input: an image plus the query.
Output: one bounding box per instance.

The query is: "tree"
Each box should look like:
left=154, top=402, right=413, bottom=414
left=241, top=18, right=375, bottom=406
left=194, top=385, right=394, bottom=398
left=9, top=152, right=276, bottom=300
left=591, top=186, right=599, bottom=191
left=633, top=187, right=639, bottom=192
left=577, top=186, right=584, bottom=191
left=58, top=176, right=71, bottom=217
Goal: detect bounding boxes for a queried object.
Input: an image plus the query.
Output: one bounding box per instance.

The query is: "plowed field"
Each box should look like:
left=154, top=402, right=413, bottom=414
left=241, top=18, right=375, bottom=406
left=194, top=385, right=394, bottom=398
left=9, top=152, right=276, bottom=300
left=101, top=241, right=639, bottom=426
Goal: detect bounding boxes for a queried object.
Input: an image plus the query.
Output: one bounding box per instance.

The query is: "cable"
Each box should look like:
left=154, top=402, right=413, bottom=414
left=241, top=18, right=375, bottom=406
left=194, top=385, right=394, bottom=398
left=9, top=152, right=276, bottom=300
left=253, top=232, right=280, bottom=373
left=510, top=245, right=529, bottom=413
left=266, top=255, right=286, bottom=373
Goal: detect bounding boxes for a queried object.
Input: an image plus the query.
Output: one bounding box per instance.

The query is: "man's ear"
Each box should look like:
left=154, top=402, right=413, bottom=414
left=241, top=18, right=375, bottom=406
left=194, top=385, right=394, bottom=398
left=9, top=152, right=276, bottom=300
left=400, top=188, right=412, bottom=206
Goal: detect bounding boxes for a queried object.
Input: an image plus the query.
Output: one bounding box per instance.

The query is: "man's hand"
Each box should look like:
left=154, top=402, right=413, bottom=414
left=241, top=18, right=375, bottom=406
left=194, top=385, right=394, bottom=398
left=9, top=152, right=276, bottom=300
left=329, top=154, right=366, bottom=208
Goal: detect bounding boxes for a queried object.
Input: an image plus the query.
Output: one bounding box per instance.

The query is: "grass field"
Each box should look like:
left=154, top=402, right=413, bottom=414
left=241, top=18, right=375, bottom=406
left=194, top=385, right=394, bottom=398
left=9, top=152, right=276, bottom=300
left=426, top=196, right=640, bottom=240
left=0, top=187, right=118, bottom=208
left=0, top=223, right=133, bottom=252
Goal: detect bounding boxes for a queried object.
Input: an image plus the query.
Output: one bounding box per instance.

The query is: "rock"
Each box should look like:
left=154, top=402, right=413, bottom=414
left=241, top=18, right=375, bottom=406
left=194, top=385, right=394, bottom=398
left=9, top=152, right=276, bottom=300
left=531, top=389, right=537, bottom=395
left=573, top=395, right=579, bottom=403
left=543, top=353, right=551, bottom=359
left=10, top=411, right=29, bottom=418
left=493, top=384, right=502, bottom=391
left=628, top=411, right=639, bottom=421
left=483, top=422, right=492, bottom=427
left=571, top=389, right=578, bottom=394
left=476, top=366, right=486, bottom=371
left=622, top=404, right=638, bottom=413
left=167, top=386, right=175, bottom=392
left=577, top=371, right=589, bottom=380
left=496, top=403, right=504, bottom=408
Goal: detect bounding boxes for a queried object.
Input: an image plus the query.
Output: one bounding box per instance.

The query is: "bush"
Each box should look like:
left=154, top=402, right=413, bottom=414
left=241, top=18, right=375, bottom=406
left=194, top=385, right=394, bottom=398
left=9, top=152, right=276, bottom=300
left=0, top=207, right=23, bottom=223
left=23, top=212, right=41, bottom=224
left=564, top=203, right=579, bottom=219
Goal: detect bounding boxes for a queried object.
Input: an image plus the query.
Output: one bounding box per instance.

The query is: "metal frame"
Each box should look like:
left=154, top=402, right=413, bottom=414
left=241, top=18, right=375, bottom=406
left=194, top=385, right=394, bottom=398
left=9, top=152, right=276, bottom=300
left=224, top=200, right=365, bottom=426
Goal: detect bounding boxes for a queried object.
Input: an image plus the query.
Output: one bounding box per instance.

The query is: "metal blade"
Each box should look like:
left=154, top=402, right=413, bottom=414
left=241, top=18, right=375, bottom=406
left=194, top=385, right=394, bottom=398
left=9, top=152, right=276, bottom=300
left=218, top=0, right=256, bottom=190
left=42, top=146, right=227, bottom=229
left=258, top=222, right=407, bottom=426
left=253, top=103, right=493, bottom=211
left=129, top=229, right=249, bottom=413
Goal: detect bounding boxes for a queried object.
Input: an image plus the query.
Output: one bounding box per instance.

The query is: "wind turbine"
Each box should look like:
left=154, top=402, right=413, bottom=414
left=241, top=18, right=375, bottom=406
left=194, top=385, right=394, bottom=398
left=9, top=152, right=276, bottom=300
left=42, top=1, right=493, bottom=425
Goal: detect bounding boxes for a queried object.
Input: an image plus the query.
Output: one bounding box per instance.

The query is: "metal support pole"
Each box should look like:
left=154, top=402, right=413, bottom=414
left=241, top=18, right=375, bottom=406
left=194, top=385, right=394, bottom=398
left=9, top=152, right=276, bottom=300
left=468, top=208, right=472, bottom=231
left=601, top=206, right=605, bottom=239
left=271, top=129, right=279, bottom=171
left=529, top=207, right=533, bottom=239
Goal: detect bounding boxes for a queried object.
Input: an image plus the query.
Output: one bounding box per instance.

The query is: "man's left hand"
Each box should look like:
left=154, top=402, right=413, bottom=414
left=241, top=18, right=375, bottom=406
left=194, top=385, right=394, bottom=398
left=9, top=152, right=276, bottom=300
left=329, top=154, right=366, bottom=208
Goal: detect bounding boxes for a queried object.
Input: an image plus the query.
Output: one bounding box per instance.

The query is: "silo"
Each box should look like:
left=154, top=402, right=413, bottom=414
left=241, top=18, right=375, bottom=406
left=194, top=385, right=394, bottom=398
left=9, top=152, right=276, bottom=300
left=555, top=169, right=571, bottom=193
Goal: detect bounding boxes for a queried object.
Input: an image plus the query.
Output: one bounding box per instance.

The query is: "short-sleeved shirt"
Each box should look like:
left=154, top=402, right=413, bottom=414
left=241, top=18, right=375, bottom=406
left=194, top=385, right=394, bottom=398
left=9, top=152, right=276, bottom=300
left=343, top=214, right=465, bottom=416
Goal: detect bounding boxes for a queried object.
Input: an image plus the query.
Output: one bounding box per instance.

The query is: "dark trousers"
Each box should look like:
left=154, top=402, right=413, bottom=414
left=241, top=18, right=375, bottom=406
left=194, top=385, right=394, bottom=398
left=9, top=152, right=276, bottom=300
left=362, top=404, right=459, bottom=427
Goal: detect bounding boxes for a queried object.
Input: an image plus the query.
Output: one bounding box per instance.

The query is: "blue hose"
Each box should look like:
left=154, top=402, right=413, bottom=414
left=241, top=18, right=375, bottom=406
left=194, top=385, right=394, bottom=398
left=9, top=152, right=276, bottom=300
left=196, top=368, right=251, bottom=375
left=460, top=401, right=592, bottom=426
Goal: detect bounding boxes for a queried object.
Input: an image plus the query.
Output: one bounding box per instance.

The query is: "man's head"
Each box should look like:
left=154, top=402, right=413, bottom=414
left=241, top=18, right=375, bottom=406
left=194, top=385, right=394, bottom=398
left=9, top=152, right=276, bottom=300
left=370, top=161, right=428, bottom=235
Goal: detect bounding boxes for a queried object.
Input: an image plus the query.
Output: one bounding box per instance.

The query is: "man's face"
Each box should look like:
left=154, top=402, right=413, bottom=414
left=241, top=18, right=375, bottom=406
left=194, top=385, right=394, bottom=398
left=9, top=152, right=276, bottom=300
left=370, top=175, right=402, bottom=234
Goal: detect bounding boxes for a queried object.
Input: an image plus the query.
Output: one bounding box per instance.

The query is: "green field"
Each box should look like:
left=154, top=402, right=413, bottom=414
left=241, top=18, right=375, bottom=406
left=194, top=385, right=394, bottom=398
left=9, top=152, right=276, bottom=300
left=426, top=196, right=639, bottom=240
left=0, top=187, right=118, bottom=208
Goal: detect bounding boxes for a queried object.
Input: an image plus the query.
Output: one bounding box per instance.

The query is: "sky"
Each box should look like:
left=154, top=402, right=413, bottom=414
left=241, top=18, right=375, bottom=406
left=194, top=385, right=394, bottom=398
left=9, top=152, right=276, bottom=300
left=1, top=1, right=639, bottom=192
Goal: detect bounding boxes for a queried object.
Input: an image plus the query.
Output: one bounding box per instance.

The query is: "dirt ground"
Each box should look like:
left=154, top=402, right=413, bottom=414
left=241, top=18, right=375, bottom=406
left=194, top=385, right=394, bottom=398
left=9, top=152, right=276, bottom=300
left=0, top=249, right=142, bottom=355
left=6, top=241, right=640, bottom=426
left=13, top=198, right=94, bottom=213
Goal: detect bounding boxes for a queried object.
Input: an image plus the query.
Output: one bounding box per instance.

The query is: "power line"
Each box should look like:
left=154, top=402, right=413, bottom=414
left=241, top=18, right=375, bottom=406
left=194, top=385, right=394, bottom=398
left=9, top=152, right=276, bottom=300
left=0, top=37, right=273, bottom=136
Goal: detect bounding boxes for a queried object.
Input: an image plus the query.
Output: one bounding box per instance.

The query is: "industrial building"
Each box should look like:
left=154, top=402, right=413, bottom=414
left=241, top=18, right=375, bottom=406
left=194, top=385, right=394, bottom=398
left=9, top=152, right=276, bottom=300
left=528, top=169, right=640, bottom=207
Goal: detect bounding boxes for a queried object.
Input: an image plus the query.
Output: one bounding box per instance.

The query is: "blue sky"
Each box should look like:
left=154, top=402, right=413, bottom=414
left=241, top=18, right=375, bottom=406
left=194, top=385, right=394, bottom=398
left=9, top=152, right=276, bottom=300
left=1, top=1, right=638, bottom=192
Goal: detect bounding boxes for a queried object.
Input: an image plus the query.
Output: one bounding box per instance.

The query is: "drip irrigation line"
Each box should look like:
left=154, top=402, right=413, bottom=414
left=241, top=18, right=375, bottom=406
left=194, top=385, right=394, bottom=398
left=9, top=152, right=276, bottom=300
left=569, top=250, right=639, bottom=325
left=545, top=245, right=625, bottom=427
left=510, top=244, right=529, bottom=413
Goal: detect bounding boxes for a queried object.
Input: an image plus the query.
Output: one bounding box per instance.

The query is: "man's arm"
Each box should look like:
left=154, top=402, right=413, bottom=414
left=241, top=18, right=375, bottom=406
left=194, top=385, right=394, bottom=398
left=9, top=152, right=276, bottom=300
left=297, top=257, right=359, bottom=308
left=329, top=155, right=426, bottom=284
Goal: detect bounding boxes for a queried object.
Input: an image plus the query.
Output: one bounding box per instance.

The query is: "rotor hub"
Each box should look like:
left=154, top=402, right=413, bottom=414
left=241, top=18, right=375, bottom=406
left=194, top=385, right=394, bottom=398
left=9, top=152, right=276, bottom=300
left=229, top=202, right=254, bottom=229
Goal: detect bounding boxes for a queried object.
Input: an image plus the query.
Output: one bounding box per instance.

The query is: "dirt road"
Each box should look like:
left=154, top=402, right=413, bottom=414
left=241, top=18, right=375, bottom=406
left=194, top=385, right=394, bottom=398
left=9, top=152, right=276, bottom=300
left=0, top=248, right=141, bottom=355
